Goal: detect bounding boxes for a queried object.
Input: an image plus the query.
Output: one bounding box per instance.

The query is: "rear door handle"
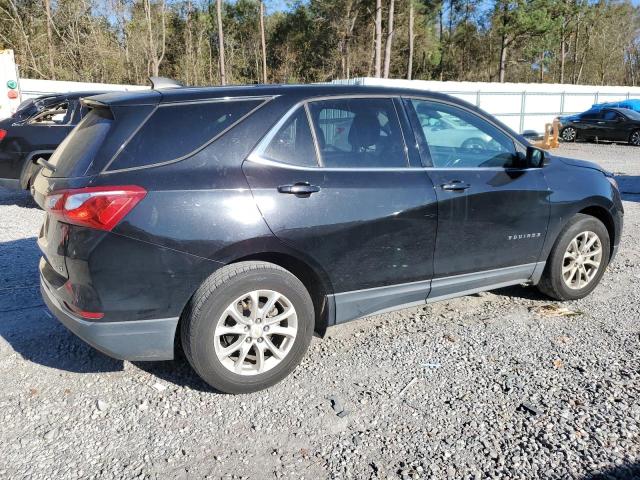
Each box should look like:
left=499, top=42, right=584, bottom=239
left=441, top=181, right=471, bottom=192
left=277, top=182, right=321, bottom=195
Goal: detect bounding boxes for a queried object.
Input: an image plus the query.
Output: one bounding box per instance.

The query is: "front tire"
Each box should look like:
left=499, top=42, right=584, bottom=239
left=560, top=126, right=577, bottom=142
left=537, top=214, right=610, bottom=301
left=629, top=129, right=640, bottom=146
left=181, top=261, right=314, bottom=394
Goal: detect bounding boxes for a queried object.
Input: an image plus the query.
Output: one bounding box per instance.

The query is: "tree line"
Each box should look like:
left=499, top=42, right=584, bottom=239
left=1, top=0, right=639, bottom=87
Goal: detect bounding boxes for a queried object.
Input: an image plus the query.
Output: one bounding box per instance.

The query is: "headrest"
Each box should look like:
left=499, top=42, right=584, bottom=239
left=348, top=111, right=380, bottom=151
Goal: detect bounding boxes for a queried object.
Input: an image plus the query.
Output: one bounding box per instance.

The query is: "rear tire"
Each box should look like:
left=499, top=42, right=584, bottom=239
left=537, top=214, right=610, bottom=301
left=181, top=261, right=314, bottom=394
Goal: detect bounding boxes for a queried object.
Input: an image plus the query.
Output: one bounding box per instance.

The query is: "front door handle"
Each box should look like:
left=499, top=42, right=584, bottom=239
left=277, top=182, right=321, bottom=195
left=441, top=181, right=471, bottom=192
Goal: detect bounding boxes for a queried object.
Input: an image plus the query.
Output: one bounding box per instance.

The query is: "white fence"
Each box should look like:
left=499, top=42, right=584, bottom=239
left=15, top=77, right=640, bottom=134
left=334, top=78, right=640, bottom=134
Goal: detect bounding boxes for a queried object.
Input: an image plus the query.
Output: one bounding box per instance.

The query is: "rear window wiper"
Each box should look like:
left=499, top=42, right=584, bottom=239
left=37, top=157, right=57, bottom=173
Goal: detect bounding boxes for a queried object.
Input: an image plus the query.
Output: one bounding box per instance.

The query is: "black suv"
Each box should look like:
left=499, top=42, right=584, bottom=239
left=33, top=85, right=623, bottom=393
left=0, top=91, right=107, bottom=190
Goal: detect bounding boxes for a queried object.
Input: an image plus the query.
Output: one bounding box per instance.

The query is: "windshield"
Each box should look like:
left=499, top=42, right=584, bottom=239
left=622, top=108, right=640, bottom=120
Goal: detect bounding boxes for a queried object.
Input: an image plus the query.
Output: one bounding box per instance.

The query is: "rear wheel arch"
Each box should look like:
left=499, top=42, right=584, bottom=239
left=229, top=252, right=334, bottom=336
left=176, top=250, right=335, bottom=350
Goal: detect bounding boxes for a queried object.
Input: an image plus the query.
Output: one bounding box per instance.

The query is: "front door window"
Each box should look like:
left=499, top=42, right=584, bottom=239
left=407, top=99, right=517, bottom=169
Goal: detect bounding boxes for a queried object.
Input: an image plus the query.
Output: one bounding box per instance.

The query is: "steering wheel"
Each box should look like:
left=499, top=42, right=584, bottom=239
left=461, top=137, right=488, bottom=153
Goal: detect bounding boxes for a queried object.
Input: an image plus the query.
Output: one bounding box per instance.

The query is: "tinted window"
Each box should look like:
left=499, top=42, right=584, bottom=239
left=409, top=99, right=516, bottom=168
left=581, top=110, right=602, bottom=120
left=602, top=110, right=619, bottom=121
left=48, top=107, right=113, bottom=177
left=263, top=108, right=317, bottom=167
left=307, top=98, right=408, bottom=168
left=109, top=99, right=262, bottom=170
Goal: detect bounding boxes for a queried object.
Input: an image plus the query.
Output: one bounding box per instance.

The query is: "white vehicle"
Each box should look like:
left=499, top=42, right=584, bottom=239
left=0, top=50, right=22, bottom=120
left=416, top=105, right=494, bottom=150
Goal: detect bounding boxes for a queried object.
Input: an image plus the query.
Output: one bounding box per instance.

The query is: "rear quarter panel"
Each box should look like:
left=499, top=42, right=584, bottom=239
left=71, top=95, right=325, bottom=320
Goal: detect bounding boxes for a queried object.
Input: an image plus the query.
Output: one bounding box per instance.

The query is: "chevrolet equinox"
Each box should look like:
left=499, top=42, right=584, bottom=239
left=33, top=84, right=624, bottom=393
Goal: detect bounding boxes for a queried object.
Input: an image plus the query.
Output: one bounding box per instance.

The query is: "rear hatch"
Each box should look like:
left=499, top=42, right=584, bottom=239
left=33, top=93, right=159, bottom=283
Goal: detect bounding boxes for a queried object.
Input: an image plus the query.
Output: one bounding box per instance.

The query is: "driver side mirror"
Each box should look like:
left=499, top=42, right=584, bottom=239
left=525, top=146, right=545, bottom=168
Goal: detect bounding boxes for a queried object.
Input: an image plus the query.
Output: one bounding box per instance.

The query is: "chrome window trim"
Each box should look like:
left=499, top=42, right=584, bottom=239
left=245, top=154, right=423, bottom=172
left=245, top=154, right=540, bottom=173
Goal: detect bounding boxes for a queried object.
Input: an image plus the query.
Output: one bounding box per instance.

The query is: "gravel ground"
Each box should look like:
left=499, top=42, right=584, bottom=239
left=0, top=142, right=639, bottom=480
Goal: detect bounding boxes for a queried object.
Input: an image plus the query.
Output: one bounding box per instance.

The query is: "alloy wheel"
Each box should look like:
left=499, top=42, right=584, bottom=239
left=562, top=127, right=576, bottom=142
left=214, top=290, right=298, bottom=376
left=630, top=130, right=640, bottom=146
left=562, top=231, right=602, bottom=290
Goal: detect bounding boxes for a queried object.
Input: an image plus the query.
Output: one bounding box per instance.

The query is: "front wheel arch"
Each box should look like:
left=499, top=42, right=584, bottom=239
left=578, top=205, right=616, bottom=258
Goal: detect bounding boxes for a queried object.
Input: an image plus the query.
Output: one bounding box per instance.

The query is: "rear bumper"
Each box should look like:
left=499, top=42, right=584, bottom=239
left=41, top=276, right=178, bottom=361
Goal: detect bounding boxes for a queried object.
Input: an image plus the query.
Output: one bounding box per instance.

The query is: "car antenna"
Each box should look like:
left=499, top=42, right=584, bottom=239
left=149, top=77, right=183, bottom=90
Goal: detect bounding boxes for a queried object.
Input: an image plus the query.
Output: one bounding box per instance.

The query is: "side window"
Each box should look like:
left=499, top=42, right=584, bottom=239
left=263, top=107, right=317, bottom=167
left=602, top=110, right=618, bottom=121
left=307, top=98, right=408, bottom=168
left=109, top=99, right=263, bottom=170
left=28, top=101, right=71, bottom=125
left=408, top=99, right=517, bottom=169
left=581, top=110, right=601, bottom=120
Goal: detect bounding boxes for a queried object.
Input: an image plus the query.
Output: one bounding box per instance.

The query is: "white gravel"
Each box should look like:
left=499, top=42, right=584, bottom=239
left=0, top=142, right=639, bottom=479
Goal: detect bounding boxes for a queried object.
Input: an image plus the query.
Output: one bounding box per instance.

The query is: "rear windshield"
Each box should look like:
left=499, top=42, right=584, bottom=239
left=48, top=107, right=113, bottom=177
left=107, top=99, right=263, bottom=171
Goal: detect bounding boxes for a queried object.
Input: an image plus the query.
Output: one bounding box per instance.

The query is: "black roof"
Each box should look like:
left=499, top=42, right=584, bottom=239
left=82, top=83, right=526, bottom=141
left=84, top=83, right=459, bottom=107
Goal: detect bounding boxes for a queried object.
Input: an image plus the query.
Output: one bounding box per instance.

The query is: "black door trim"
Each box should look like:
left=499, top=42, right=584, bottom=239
left=329, top=261, right=545, bottom=325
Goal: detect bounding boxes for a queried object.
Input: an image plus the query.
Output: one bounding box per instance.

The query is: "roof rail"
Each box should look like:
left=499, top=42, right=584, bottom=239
left=149, top=77, right=183, bottom=90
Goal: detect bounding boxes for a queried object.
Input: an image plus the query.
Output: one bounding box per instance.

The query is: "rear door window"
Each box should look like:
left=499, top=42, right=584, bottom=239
left=262, top=107, right=318, bottom=167
left=307, top=98, right=408, bottom=168
left=108, top=99, right=264, bottom=171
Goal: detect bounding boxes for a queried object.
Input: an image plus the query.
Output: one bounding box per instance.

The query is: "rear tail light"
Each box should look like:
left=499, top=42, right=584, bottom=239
left=63, top=282, right=104, bottom=319
left=63, top=301, right=104, bottom=320
left=45, top=185, right=147, bottom=231
left=0, top=129, right=6, bottom=142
